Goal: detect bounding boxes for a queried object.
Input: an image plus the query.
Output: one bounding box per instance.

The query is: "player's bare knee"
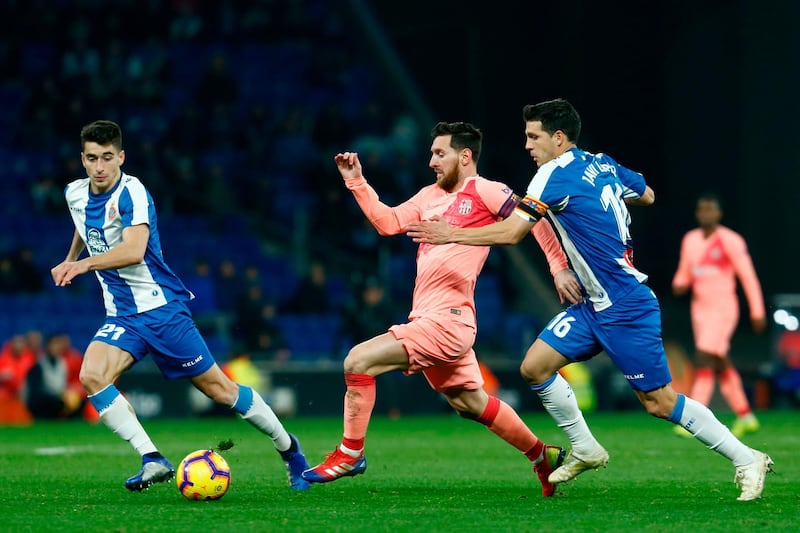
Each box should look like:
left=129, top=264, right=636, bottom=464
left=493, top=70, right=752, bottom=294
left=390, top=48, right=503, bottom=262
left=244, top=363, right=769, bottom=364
left=79, top=367, right=108, bottom=393
left=343, top=351, right=369, bottom=374
left=520, top=359, right=547, bottom=384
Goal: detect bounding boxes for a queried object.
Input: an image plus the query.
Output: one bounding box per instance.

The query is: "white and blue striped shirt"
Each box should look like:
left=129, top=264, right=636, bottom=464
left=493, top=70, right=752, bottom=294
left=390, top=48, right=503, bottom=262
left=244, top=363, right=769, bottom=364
left=515, top=148, right=649, bottom=312
left=65, top=173, right=192, bottom=316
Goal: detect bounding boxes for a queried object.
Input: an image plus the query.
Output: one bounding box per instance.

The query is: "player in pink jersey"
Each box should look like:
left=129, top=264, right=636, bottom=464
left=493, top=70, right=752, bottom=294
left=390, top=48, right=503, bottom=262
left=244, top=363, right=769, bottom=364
left=302, top=121, right=569, bottom=496
left=672, top=194, right=766, bottom=437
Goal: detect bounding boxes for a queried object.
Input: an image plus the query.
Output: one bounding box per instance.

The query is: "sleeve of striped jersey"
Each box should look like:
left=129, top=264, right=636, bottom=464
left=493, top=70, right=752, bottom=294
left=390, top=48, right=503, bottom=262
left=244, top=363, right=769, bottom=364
left=345, top=176, right=421, bottom=235
left=119, top=181, right=151, bottom=227
left=617, top=164, right=647, bottom=199
left=514, top=195, right=549, bottom=222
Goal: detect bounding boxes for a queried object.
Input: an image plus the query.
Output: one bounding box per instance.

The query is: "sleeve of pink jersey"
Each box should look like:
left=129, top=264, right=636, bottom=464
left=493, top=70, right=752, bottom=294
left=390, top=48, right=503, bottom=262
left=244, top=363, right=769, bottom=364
left=532, top=222, right=569, bottom=275
left=720, top=230, right=765, bottom=319
left=672, top=233, right=693, bottom=290
left=344, top=176, right=422, bottom=236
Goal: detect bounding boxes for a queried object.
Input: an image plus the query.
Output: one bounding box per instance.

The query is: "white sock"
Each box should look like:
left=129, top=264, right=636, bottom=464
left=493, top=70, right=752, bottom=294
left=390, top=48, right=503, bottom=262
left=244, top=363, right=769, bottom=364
left=339, top=444, right=362, bottom=458
left=534, top=373, right=600, bottom=454
left=678, top=396, right=755, bottom=467
left=96, top=393, right=157, bottom=456
left=239, top=390, right=291, bottom=452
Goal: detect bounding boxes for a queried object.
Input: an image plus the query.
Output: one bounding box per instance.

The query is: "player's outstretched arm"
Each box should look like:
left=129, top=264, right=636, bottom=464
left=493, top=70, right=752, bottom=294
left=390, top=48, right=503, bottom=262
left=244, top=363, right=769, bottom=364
left=407, top=213, right=533, bottom=246
left=336, top=151, right=413, bottom=236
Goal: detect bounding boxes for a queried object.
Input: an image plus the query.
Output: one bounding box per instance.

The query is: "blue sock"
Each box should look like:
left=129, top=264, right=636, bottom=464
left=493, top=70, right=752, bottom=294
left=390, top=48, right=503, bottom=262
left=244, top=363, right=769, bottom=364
left=232, top=384, right=254, bottom=415
left=668, top=393, right=686, bottom=424
left=88, top=384, right=121, bottom=413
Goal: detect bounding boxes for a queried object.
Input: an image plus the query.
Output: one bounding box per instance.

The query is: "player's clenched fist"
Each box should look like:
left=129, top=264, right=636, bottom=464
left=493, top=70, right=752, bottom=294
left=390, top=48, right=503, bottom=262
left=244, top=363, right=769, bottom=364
left=334, top=152, right=362, bottom=180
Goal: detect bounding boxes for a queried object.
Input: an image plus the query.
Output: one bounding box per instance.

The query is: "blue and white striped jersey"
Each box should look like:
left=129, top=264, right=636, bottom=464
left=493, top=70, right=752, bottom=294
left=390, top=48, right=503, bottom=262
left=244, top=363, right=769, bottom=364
left=515, top=148, right=648, bottom=311
left=64, top=173, right=192, bottom=317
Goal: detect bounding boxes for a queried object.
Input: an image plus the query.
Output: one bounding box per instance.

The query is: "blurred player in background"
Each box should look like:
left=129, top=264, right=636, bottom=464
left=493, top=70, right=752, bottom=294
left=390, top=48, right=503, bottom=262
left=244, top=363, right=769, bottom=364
left=672, top=193, right=766, bottom=437
left=51, top=120, right=311, bottom=492
left=408, top=99, right=773, bottom=501
left=303, top=121, right=569, bottom=497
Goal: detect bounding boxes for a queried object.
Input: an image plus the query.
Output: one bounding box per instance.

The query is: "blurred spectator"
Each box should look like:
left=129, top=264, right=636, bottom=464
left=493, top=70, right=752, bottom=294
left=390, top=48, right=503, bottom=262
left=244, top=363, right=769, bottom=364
left=214, top=258, right=242, bottom=312
left=194, top=52, right=238, bottom=112
left=0, top=334, right=36, bottom=425
left=281, top=260, right=332, bottom=314
left=15, top=247, right=45, bottom=292
left=0, top=248, right=44, bottom=293
left=169, top=1, right=205, bottom=41
left=24, top=333, right=85, bottom=420
left=0, top=256, right=16, bottom=292
left=31, top=175, right=65, bottom=214
left=234, top=285, right=290, bottom=361
left=25, top=329, right=46, bottom=360
left=184, top=256, right=218, bottom=315
left=60, top=17, right=99, bottom=83
left=124, top=36, right=170, bottom=107
left=339, top=276, right=396, bottom=349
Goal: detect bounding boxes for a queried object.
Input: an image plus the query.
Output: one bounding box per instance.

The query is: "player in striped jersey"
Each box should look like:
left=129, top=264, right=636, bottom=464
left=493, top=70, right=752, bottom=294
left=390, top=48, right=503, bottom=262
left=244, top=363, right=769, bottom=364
left=51, top=120, right=311, bottom=492
left=408, top=99, right=773, bottom=501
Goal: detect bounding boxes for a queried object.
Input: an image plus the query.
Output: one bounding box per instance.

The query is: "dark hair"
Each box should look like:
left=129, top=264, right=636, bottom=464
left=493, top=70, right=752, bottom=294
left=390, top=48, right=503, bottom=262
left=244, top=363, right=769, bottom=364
left=431, top=121, right=482, bottom=162
left=697, top=192, right=722, bottom=208
left=522, top=98, right=581, bottom=143
left=80, top=120, right=123, bottom=151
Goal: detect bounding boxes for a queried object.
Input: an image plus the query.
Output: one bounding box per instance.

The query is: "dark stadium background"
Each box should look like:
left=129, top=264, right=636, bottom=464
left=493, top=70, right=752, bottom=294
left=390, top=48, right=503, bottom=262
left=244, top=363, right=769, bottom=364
left=1, top=1, right=798, bottom=415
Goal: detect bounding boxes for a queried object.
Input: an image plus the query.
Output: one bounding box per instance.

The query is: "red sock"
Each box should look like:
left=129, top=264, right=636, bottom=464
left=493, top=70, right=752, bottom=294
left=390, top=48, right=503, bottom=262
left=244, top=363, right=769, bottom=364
left=689, top=367, right=715, bottom=405
left=476, top=396, right=542, bottom=461
left=341, top=373, right=376, bottom=451
left=719, top=367, right=751, bottom=417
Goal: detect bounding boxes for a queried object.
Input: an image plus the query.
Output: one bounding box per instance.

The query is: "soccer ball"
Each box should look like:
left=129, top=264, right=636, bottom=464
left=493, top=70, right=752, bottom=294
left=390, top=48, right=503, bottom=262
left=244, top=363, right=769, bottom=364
left=176, top=449, right=231, bottom=501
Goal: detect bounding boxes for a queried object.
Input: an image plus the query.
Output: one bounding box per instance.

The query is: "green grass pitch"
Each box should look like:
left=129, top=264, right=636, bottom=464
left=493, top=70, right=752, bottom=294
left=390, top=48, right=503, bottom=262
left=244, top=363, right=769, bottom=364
left=1, top=410, right=797, bottom=532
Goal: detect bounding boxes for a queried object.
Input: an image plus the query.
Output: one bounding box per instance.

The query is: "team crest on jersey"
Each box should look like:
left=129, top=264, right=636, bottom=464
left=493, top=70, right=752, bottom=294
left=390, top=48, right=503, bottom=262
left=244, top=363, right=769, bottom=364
left=458, top=199, right=473, bottom=214
left=108, top=203, right=117, bottom=221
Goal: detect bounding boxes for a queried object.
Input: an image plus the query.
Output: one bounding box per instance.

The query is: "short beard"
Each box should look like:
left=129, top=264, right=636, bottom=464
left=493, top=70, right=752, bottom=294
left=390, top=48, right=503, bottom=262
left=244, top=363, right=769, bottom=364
left=437, top=172, right=458, bottom=192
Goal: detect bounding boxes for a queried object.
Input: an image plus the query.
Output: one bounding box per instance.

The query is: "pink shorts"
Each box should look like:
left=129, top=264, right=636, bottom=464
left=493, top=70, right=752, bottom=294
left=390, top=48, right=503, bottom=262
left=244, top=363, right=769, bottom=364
left=691, top=304, right=738, bottom=357
left=389, top=314, right=483, bottom=393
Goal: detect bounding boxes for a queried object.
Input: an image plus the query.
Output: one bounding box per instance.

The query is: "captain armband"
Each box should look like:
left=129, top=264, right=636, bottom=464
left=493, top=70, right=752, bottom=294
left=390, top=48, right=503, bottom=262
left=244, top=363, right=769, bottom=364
left=514, top=195, right=549, bottom=222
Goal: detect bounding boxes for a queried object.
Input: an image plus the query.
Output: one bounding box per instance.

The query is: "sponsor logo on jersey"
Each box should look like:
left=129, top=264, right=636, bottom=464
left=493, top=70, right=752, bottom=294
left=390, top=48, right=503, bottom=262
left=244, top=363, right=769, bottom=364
left=86, top=228, right=109, bottom=255
left=624, top=373, right=645, bottom=380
